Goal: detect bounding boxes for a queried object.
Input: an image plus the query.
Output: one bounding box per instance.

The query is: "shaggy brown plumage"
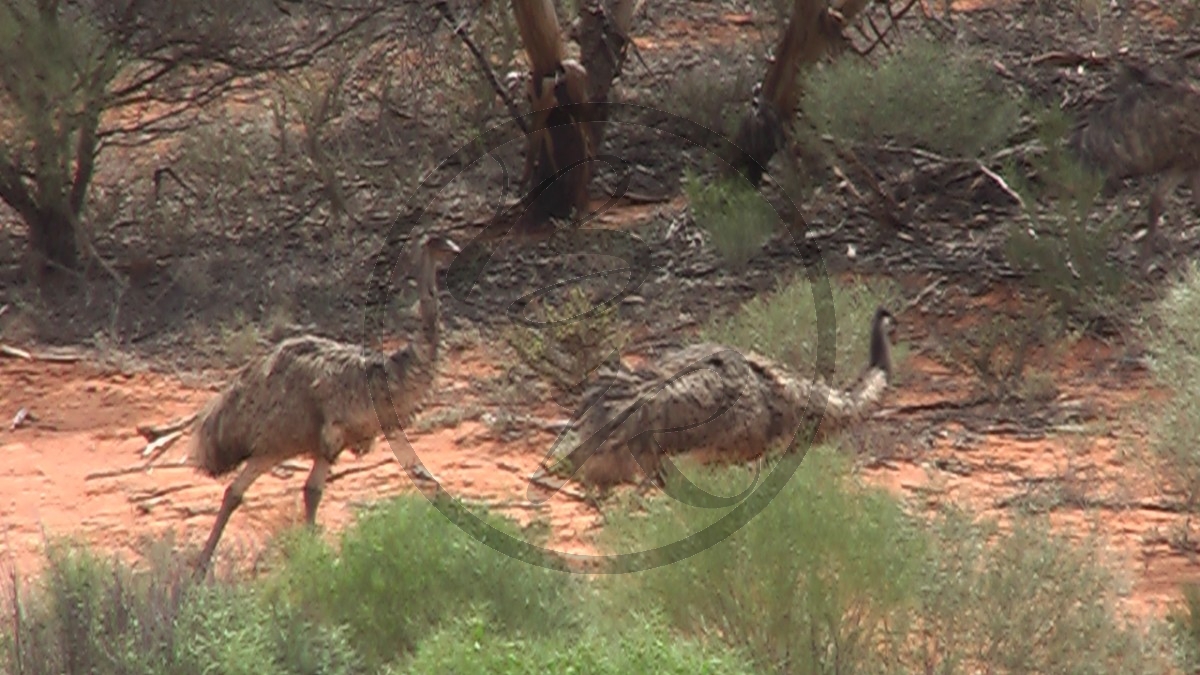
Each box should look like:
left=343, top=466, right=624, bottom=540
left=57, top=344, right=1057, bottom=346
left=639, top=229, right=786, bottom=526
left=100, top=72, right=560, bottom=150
left=1067, top=60, right=1200, bottom=258
left=567, top=307, right=896, bottom=489
left=188, top=233, right=460, bottom=576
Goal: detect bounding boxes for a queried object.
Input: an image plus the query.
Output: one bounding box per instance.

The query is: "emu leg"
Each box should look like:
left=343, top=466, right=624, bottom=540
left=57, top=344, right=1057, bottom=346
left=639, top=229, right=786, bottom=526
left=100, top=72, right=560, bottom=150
left=302, top=456, right=332, bottom=526
left=194, top=456, right=273, bottom=579
left=1143, top=169, right=1187, bottom=262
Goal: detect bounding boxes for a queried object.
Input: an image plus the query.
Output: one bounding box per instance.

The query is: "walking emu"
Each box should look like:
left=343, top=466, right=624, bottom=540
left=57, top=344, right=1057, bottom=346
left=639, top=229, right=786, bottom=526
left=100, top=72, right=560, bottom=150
left=188, top=233, right=461, bottom=576
left=1067, top=59, right=1200, bottom=260
left=566, top=307, right=896, bottom=488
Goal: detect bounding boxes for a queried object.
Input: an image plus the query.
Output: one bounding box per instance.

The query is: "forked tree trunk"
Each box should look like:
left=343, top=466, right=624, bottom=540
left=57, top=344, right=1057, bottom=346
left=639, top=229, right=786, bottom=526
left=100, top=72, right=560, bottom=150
left=507, top=0, right=637, bottom=228
left=728, top=0, right=870, bottom=186
left=575, top=0, right=641, bottom=150
left=512, top=0, right=593, bottom=224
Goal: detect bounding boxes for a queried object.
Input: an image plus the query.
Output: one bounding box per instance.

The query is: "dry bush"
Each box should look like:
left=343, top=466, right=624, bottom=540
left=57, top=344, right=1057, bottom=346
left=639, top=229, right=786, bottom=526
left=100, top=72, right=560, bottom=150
left=1146, top=261, right=1200, bottom=529
left=939, top=307, right=1067, bottom=403
left=503, top=284, right=631, bottom=395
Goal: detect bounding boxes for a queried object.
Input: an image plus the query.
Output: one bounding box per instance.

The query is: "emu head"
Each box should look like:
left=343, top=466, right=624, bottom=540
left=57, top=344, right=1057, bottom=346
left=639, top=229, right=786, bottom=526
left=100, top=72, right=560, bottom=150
left=869, top=307, right=896, bottom=378
left=410, top=233, right=461, bottom=344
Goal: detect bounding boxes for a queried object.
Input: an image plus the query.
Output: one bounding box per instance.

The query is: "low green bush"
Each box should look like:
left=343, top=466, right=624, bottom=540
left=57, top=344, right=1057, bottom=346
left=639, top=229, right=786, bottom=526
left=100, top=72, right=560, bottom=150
left=597, top=450, right=1169, bottom=674
left=1145, top=261, right=1200, bottom=516
left=394, top=611, right=759, bottom=675
left=683, top=169, right=780, bottom=267
left=1, top=536, right=362, bottom=675
left=270, top=494, right=583, bottom=666
left=599, top=447, right=925, bottom=674
left=803, top=37, right=1020, bottom=159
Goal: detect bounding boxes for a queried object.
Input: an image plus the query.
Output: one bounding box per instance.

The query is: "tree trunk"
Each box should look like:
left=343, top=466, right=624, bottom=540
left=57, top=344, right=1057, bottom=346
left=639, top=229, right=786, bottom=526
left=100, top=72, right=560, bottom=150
left=26, top=206, right=80, bottom=275
left=728, top=0, right=870, bottom=187
left=575, top=0, right=640, bottom=150
left=510, top=0, right=594, bottom=225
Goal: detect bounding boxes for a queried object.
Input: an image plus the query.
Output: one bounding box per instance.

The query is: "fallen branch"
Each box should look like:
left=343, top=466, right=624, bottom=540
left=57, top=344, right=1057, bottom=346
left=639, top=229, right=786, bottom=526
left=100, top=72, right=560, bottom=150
left=1029, top=50, right=1111, bottom=69
left=526, top=471, right=593, bottom=503
left=33, top=351, right=83, bottom=364
left=137, top=413, right=197, bottom=442
left=327, top=458, right=395, bottom=485
left=0, top=345, right=33, bottom=361
left=9, top=408, right=33, bottom=431
left=85, top=460, right=192, bottom=481
left=976, top=161, right=1025, bottom=209
left=900, top=276, right=946, bottom=313
left=128, top=483, right=193, bottom=503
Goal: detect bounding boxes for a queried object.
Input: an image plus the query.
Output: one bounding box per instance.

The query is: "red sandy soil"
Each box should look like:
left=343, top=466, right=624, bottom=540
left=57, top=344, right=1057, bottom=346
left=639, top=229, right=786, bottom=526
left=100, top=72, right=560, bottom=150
left=2, top=276, right=1199, bottom=623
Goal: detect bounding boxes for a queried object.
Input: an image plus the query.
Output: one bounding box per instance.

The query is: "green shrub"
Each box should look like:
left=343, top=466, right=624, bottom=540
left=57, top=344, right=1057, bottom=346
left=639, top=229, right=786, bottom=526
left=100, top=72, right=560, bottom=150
left=394, top=611, right=759, bottom=675
left=271, top=494, right=583, bottom=666
left=899, top=508, right=1169, bottom=674
left=803, top=37, right=1020, bottom=159
left=1168, top=583, right=1200, bottom=671
left=599, top=447, right=926, bottom=674
left=1146, top=261, right=1200, bottom=516
left=683, top=169, right=780, bottom=266
left=596, top=450, right=1169, bottom=674
left=700, top=274, right=902, bottom=387
left=1, top=536, right=362, bottom=675
left=1002, top=106, right=1126, bottom=326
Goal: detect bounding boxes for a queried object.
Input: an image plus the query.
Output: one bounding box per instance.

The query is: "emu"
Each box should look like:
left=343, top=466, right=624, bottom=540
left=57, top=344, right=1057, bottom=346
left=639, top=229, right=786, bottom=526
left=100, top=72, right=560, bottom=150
left=568, top=306, right=896, bottom=489
left=187, top=233, right=461, bottom=576
left=1067, top=59, right=1200, bottom=261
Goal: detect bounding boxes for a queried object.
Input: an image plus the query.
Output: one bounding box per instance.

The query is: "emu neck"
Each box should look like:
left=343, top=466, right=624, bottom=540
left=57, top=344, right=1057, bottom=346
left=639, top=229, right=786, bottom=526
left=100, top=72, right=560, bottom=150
left=416, top=251, right=440, bottom=361
left=869, top=318, right=892, bottom=379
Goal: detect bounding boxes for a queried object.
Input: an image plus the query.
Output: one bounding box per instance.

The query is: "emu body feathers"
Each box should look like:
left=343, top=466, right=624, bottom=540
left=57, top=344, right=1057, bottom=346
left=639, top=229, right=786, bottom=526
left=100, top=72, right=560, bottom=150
left=569, top=307, right=896, bottom=488
left=188, top=234, right=460, bottom=576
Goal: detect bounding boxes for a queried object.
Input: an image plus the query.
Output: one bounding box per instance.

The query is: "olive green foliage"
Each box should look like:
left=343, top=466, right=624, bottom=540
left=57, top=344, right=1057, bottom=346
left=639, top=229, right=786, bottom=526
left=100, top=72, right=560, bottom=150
left=0, top=460, right=1173, bottom=674
left=700, top=274, right=902, bottom=386
left=396, top=612, right=758, bottom=675
left=803, top=37, right=1020, bottom=158
left=1002, top=106, right=1126, bottom=325
left=599, top=448, right=926, bottom=674
left=1146, top=261, right=1200, bottom=514
left=598, top=450, right=1168, bottom=674
left=269, top=495, right=582, bottom=667
left=683, top=169, right=781, bottom=267
left=1, top=537, right=363, bottom=675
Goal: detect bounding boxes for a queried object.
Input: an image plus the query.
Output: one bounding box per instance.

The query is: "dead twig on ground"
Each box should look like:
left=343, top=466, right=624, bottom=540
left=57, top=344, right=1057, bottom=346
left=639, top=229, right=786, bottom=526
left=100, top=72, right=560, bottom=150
left=141, top=430, right=183, bottom=463
left=327, top=458, right=397, bottom=485
left=85, top=460, right=192, bottom=481
left=0, top=345, right=33, bottom=360
left=526, top=469, right=594, bottom=504
left=9, top=408, right=33, bottom=431
left=136, top=413, right=197, bottom=442
left=1029, top=51, right=1112, bottom=69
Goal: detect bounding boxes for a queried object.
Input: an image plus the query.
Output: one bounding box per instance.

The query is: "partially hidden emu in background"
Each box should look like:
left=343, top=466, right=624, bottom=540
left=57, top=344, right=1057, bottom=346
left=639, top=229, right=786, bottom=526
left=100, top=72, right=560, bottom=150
left=1068, top=59, right=1200, bottom=258
left=187, top=234, right=461, bottom=576
left=568, top=306, right=896, bottom=488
